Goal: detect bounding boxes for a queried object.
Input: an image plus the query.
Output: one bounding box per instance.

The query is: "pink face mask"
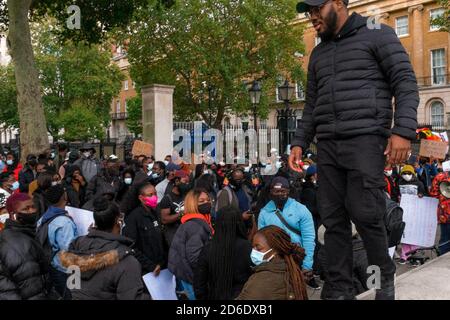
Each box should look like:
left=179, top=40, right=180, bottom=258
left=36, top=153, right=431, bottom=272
left=144, top=195, right=158, bottom=209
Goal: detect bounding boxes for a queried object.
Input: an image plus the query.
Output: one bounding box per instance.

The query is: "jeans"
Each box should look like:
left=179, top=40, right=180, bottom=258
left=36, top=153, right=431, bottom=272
left=180, top=280, right=196, bottom=300
left=317, top=135, right=396, bottom=300
left=439, top=224, right=450, bottom=255
left=49, top=266, right=72, bottom=300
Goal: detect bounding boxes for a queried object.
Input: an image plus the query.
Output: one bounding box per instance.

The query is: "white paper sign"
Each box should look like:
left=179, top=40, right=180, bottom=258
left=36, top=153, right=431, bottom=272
left=143, top=269, right=178, bottom=300
left=388, top=247, right=396, bottom=259
left=66, top=206, right=94, bottom=236
left=443, top=160, right=450, bottom=172
left=400, top=195, right=438, bottom=247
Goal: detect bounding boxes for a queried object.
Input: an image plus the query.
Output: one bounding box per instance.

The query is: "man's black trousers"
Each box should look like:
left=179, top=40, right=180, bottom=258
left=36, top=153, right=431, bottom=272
left=316, top=135, right=396, bottom=299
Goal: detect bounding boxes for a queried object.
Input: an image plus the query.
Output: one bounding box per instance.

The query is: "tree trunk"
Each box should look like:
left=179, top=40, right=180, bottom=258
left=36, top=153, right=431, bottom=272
left=7, top=0, right=49, bottom=162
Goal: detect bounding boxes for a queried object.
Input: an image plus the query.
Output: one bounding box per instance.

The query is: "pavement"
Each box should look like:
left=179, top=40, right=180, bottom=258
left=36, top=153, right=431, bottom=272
left=307, top=230, right=448, bottom=300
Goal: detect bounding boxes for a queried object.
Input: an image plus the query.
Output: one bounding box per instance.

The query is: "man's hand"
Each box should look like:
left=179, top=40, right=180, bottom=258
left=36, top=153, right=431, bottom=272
left=153, top=265, right=161, bottom=277
left=288, top=146, right=303, bottom=173
left=384, top=134, right=411, bottom=165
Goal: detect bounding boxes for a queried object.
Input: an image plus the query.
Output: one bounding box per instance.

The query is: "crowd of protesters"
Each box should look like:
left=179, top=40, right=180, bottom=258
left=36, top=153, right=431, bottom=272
left=0, top=140, right=448, bottom=300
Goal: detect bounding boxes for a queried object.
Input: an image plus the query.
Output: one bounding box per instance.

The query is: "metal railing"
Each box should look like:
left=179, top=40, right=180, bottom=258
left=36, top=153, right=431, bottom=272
left=416, top=74, right=450, bottom=87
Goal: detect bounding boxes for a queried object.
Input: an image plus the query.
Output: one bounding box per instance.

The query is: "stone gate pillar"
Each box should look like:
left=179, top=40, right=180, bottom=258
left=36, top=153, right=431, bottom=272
left=141, top=84, right=175, bottom=161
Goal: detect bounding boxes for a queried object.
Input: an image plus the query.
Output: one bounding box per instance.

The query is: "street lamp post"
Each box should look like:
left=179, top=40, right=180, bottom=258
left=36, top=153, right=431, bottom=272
left=277, top=80, right=295, bottom=153
left=208, top=85, right=213, bottom=127
left=248, top=80, right=262, bottom=132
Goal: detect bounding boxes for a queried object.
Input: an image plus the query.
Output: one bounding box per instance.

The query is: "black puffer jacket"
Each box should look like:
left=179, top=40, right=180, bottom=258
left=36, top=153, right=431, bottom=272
left=168, top=218, right=212, bottom=284
left=292, top=13, right=419, bottom=150
left=123, top=205, right=167, bottom=274
left=0, top=220, right=56, bottom=300
left=59, top=229, right=148, bottom=300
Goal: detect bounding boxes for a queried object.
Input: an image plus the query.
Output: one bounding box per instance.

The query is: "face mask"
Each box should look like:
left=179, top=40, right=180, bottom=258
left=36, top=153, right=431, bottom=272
left=11, top=181, right=19, bottom=191
left=251, top=248, right=274, bottom=266
left=6, top=160, right=13, bottom=166
left=51, top=181, right=59, bottom=186
left=302, top=165, right=310, bottom=171
left=178, top=183, right=190, bottom=194
left=83, top=152, right=91, bottom=158
left=50, top=153, right=55, bottom=159
left=203, top=169, right=209, bottom=175
left=147, top=163, right=154, bottom=171
left=124, top=178, right=133, bottom=185
left=273, top=195, right=288, bottom=208
left=144, top=195, right=158, bottom=209
left=164, top=160, right=169, bottom=166
left=15, top=212, right=39, bottom=226
left=402, top=174, right=413, bottom=182
left=244, top=166, right=250, bottom=173
left=230, top=179, right=243, bottom=190
left=198, top=202, right=211, bottom=215
left=151, top=173, right=159, bottom=179
left=384, top=170, right=393, bottom=177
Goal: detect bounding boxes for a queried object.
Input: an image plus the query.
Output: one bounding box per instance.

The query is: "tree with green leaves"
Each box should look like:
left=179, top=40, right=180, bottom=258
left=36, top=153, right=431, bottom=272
left=128, top=0, right=305, bottom=128
left=125, top=96, right=143, bottom=137
left=0, top=0, right=174, bottom=159
left=431, top=0, right=450, bottom=32
left=0, top=20, right=124, bottom=142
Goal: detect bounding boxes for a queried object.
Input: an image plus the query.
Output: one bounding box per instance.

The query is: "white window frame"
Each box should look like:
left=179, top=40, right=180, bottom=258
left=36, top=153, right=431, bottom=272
left=124, top=80, right=129, bottom=91
left=124, top=100, right=127, bottom=112
left=430, top=8, right=445, bottom=31
left=296, top=82, right=305, bottom=101
left=431, top=48, right=446, bottom=85
left=430, top=101, right=445, bottom=127
left=395, top=16, right=409, bottom=37
left=116, top=100, right=121, bottom=114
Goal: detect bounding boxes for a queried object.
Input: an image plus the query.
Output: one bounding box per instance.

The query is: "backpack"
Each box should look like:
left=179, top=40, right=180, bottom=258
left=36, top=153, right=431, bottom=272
left=384, top=197, right=406, bottom=247
left=36, top=214, right=74, bottom=265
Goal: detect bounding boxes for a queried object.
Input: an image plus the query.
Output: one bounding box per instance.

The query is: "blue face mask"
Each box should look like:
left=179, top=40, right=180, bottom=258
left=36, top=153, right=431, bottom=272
left=151, top=173, right=159, bottom=179
left=6, top=160, right=13, bottom=166
left=11, top=181, right=19, bottom=191
left=251, top=248, right=273, bottom=266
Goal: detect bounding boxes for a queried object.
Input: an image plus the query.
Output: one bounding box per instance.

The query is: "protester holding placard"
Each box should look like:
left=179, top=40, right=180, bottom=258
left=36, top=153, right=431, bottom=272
left=429, top=171, right=450, bottom=255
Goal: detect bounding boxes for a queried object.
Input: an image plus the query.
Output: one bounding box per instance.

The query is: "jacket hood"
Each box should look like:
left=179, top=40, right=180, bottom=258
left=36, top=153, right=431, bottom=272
left=3, top=218, right=36, bottom=238
left=335, top=12, right=368, bottom=40
left=60, top=229, right=135, bottom=280
left=40, top=206, right=67, bottom=225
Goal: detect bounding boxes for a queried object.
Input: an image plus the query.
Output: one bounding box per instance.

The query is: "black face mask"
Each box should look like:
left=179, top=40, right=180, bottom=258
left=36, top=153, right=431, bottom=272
left=272, top=195, right=288, bottom=208
left=178, top=183, right=191, bottom=195
left=230, top=179, right=243, bottom=190
left=28, top=159, right=37, bottom=167
left=198, top=202, right=211, bottom=215
left=15, top=212, right=39, bottom=226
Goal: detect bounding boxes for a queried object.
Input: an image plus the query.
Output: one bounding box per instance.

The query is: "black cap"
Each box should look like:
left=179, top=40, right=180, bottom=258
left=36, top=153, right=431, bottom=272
left=296, top=0, right=349, bottom=13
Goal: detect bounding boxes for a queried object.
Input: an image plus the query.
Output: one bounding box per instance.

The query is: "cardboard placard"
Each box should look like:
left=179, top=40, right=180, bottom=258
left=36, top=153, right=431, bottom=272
left=131, top=140, right=153, bottom=157
left=419, top=140, right=448, bottom=160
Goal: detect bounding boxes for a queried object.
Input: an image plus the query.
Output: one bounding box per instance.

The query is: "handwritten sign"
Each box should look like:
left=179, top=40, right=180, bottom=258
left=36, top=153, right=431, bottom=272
left=419, top=140, right=448, bottom=160
left=66, top=206, right=94, bottom=236
left=400, top=195, right=438, bottom=247
left=131, top=140, right=153, bottom=157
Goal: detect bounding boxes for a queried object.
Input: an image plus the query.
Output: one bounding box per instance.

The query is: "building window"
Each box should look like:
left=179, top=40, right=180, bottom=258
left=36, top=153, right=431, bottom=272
left=315, top=36, right=321, bottom=46
left=116, top=100, right=121, bottom=114
left=275, top=76, right=284, bottom=102
left=431, top=49, right=446, bottom=85
left=395, top=16, right=409, bottom=37
left=430, top=8, right=445, bottom=31
left=296, top=82, right=305, bottom=100
left=132, top=81, right=136, bottom=89
left=431, top=101, right=445, bottom=127
left=124, top=80, right=129, bottom=91
left=295, top=109, right=303, bottom=128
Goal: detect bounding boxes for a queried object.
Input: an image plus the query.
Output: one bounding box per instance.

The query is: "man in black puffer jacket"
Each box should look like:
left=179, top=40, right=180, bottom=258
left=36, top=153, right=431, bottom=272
left=0, top=193, right=57, bottom=300
left=291, top=0, right=419, bottom=300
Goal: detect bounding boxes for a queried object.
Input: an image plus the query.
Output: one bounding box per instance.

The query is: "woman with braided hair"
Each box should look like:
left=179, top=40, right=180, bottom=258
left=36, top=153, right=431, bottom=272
left=237, top=225, right=308, bottom=300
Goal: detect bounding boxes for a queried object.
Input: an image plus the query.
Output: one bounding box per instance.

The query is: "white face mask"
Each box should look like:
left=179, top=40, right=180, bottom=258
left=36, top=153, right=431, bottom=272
left=51, top=181, right=59, bottom=186
left=402, top=174, right=413, bottom=182
left=384, top=170, right=393, bottom=177
left=124, top=178, right=133, bottom=185
left=83, top=152, right=91, bottom=158
left=147, top=163, right=154, bottom=171
left=164, top=160, right=169, bottom=166
left=302, top=165, right=310, bottom=171
left=6, top=160, right=13, bottom=166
